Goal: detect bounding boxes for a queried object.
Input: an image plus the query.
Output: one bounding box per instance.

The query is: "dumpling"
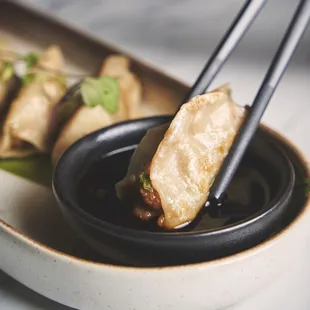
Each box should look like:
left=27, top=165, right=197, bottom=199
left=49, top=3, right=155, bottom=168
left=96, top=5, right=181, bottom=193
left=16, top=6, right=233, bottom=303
left=0, top=41, right=21, bottom=116
left=116, top=85, right=245, bottom=229
left=51, top=104, right=114, bottom=165
left=52, top=55, right=142, bottom=165
left=99, top=55, right=142, bottom=121
left=0, top=45, right=67, bottom=158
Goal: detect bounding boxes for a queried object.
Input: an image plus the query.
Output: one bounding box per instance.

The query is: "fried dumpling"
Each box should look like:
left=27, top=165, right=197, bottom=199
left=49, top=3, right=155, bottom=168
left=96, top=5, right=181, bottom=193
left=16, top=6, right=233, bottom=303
left=0, top=41, right=21, bottom=116
left=0, top=45, right=67, bottom=158
left=116, top=85, right=245, bottom=229
left=51, top=104, right=114, bottom=165
left=99, top=55, right=142, bottom=121
left=52, top=55, right=142, bottom=165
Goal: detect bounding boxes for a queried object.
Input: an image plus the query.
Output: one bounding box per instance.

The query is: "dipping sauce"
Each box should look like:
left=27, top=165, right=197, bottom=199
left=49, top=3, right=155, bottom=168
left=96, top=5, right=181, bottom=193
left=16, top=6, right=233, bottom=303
left=77, top=148, right=274, bottom=233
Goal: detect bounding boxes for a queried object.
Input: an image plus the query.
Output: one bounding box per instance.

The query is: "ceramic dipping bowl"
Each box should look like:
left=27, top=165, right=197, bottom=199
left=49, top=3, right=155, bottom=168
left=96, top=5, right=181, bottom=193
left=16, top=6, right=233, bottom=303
left=53, top=116, right=304, bottom=267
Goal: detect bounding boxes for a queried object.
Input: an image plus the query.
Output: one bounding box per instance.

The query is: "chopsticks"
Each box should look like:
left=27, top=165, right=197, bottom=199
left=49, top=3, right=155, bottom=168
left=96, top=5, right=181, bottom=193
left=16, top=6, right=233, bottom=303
left=173, top=0, right=310, bottom=230
left=208, top=0, right=310, bottom=204
left=174, top=0, right=310, bottom=229
left=182, top=0, right=267, bottom=104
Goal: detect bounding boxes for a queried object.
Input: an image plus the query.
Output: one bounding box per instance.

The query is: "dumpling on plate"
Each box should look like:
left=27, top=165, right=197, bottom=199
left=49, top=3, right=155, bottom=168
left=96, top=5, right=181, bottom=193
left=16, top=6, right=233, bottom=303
left=99, top=55, right=142, bottom=121
left=0, top=45, right=67, bottom=158
left=52, top=55, right=142, bottom=165
left=116, top=85, right=245, bottom=229
left=0, top=40, right=21, bottom=116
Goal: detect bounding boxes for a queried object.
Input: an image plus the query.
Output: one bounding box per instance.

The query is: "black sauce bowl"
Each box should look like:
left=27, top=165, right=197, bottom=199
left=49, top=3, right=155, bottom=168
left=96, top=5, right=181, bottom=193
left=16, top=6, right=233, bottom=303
left=53, top=116, right=296, bottom=267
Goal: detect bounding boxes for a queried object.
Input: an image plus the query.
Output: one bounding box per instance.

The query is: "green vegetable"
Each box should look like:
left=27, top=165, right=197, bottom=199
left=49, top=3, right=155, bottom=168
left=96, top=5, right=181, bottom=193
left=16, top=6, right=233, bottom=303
left=0, top=51, right=39, bottom=84
left=0, top=155, right=53, bottom=187
left=21, top=52, right=39, bottom=86
left=305, top=177, right=310, bottom=195
left=139, top=172, right=153, bottom=191
left=1, top=61, right=14, bottom=82
left=80, top=76, right=119, bottom=113
left=21, top=73, right=36, bottom=86
left=24, top=52, right=39, bottom=69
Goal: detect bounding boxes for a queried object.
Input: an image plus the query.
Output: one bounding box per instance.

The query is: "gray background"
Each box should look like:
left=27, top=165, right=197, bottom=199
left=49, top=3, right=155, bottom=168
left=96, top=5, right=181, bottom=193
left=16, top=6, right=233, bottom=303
left=0, top=0, right=309, bottom=309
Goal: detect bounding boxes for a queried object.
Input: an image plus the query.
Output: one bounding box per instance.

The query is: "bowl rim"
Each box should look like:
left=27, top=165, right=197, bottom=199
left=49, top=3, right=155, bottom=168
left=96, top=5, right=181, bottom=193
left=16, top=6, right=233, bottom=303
left=0, top=121, right=308, bottom=272
left=53, top=117, right=298, bottom=249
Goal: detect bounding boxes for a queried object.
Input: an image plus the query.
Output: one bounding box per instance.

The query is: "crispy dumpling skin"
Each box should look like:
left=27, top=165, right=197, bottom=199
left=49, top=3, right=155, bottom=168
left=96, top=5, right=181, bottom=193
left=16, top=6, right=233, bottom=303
left=52, top=55, right=142, bottom=165
left=0, top=45, right=66, bottom=158
left=150, top=90, right=245, bottom=229
left=116, top=85, right=245, bottom=229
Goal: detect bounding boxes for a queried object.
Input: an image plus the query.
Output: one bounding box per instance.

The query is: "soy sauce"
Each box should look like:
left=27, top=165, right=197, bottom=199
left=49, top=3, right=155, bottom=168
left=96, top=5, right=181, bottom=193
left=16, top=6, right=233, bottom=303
left=78, top=149, right=161, bottom=231
left=77, top=148, right=270, bottom=232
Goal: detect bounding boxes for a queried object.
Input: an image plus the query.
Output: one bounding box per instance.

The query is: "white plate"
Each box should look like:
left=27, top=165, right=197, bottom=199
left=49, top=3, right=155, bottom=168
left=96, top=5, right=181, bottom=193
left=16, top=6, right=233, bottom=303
left=1, top=144, right=310, bottom=310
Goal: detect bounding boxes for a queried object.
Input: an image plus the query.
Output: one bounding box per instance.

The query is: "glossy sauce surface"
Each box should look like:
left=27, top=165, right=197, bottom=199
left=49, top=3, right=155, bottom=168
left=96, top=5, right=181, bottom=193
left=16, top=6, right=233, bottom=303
left=77, top=148, right=274, bottom=232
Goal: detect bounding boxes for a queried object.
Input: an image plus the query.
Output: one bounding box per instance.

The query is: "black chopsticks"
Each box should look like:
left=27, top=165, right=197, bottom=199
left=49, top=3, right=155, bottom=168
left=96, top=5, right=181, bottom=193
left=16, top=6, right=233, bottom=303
left=208, top=0, right=310, bottom=204
left=182, top=0, right=267, bottom=104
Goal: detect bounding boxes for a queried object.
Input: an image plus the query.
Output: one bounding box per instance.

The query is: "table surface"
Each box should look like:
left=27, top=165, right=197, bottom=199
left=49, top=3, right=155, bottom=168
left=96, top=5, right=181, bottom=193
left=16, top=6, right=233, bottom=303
left=0, top=0, right=309, bottom=309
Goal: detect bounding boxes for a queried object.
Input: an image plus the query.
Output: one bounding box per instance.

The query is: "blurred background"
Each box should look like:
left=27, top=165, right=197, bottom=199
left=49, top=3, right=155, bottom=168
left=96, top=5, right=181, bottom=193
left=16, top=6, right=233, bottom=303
left=14, top=0, right=308, bottom=76
left=14, top=0, right=309, bottom=155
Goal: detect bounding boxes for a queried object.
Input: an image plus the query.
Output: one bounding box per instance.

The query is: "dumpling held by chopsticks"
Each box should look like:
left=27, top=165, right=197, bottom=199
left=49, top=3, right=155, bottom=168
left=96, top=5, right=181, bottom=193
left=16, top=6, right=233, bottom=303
left=116, top=85, right=245, bottom=229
